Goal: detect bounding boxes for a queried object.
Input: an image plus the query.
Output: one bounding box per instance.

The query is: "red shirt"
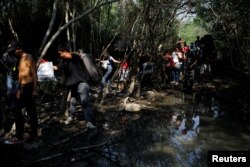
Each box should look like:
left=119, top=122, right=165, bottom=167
left=121, top=61, right=129, bottom=69
left=183, top=46, right=190, bottom=52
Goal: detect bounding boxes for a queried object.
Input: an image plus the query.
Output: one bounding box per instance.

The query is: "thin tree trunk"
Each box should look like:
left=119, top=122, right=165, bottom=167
left=65, top=1, right=71, bottom=50
left=38, top=0, right=119, bottom=66
left=8, top=18, right=19, bottom=41
left=71, top=5, right=77, bottom=51
left=39, top=0, right=58, bottom=54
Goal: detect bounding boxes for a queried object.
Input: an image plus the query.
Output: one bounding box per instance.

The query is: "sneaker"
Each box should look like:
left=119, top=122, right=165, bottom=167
left=86, top=122, right=96, bottom=129
left=64, top=116, right=73, bottom=125
left=0, top=128, right=5, bottom=136
left=4, top=136, right=23, bottom=145
left=170, top=81, right=176, bottom=84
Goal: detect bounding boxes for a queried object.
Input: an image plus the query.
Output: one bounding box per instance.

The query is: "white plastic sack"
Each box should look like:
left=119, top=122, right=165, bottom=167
left=37, top=61, right=57, bottom=82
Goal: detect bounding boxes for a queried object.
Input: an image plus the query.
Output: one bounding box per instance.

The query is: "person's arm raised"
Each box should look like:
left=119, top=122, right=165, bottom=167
left=110, top=56, right=120, bottom=64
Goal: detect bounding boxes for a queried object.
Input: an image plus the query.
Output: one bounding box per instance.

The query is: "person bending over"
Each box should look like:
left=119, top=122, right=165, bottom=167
left=56, top=46, right=96, bottom=129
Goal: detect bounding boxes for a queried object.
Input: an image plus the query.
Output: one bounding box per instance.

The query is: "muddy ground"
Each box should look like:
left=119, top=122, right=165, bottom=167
left=0, top=76, right=249, bottom=167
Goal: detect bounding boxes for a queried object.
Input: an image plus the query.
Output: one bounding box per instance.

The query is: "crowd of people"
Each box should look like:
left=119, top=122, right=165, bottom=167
left=161, top=37, right=200, bottom=90
left=0, top=36, right=215, bottom=145
left=161, top=36, right=215, bottom=92
left=0, top=42, right=105, bottom=145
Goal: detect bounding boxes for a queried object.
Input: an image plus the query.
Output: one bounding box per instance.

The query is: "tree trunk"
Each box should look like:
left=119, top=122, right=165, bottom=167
left=39, top=0, right=58, bottom=54
left=8, top=18, right=19, bottom=41
left=37, top=0, right=119, bottom=66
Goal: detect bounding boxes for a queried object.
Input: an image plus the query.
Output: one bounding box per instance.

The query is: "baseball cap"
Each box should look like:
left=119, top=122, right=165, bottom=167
left=6, top=41, right=21, bottom=53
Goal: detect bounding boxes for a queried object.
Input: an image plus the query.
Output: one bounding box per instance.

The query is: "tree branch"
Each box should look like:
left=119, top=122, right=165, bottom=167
left=38, top=0, right=119, bottom=66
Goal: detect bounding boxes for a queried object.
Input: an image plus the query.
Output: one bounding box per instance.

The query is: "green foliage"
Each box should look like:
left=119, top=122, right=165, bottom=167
left=179, top=18, right=207, bottom=45
left=196, top=0, right=250, bottom=74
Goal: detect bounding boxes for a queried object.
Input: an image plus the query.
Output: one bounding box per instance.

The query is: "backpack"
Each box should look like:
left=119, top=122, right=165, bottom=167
left=79, top=53, right=101, bottom=83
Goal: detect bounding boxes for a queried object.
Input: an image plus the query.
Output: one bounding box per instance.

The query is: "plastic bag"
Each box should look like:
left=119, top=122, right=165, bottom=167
left=37, top=61, right=57, bottom=82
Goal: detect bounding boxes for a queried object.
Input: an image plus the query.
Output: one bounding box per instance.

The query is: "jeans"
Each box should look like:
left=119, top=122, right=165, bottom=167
left=6, top=75, right=19, bottom=96
left=13, top=82, right=38, bottom=139
left=172, top=68, right=180, bottom=83
left=69, top=82, right=93, bottom=122
left=99, top=65, right=113, bottom=92
left=6, top=75, right=19, bottom=109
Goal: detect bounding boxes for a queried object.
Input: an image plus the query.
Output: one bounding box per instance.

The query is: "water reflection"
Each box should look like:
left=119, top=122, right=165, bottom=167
left=96, top=91, right=249, bottom=167
left=211, top=97, right=219, bottom=120
left=192, top=112, right=200, bottom=132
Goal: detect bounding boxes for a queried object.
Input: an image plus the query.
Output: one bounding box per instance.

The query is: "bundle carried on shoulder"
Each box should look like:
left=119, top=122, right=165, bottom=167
left=79, top=52, right=101, bottom=83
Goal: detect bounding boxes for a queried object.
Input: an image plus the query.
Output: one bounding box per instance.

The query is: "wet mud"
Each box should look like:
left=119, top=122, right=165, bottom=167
left=0, top=77, right=249, bottom=167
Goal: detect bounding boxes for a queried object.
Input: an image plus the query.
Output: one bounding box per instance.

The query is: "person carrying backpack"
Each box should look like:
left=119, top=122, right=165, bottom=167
left=56, top=46, right=96, bottom=129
